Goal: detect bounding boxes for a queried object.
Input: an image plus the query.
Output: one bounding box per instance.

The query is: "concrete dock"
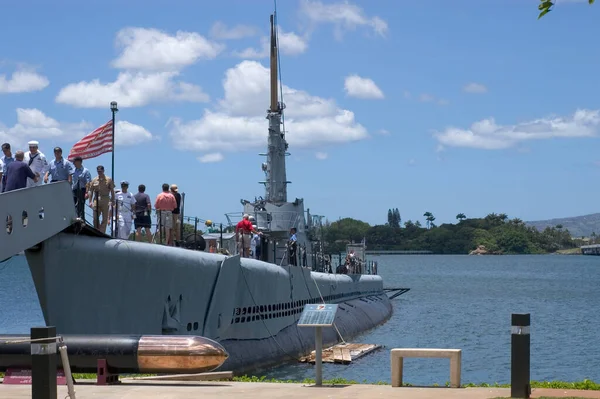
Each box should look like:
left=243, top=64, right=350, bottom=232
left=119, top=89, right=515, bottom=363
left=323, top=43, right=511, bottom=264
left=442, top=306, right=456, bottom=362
left=2, top=380, right=600, bottom=399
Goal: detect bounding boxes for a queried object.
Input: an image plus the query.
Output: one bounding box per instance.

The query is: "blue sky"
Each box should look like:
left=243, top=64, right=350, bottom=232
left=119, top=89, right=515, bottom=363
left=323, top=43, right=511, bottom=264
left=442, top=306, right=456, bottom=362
left=1, top=0, right=599, bottom=227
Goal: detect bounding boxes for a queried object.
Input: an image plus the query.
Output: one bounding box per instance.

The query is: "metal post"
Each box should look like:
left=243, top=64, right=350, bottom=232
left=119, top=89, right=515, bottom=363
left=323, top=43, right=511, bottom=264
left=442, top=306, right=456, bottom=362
left=194, top=217, right=198, bottom=248
left=31, top=326, right=57, bottom=399
left=179, top=192, right=185, bottom=246
left=57, top=340, right=76, bottom=399
left=220, top=223, right=223, bottom=248
left=315, top=326, right=323, bottom=386
left=110, top=101, right=118, bottom=238
left=511, top=313, right=531, bottom=399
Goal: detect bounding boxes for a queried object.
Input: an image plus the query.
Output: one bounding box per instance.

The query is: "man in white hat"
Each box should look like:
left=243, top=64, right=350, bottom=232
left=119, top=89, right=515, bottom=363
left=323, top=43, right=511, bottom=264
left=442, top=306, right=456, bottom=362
left=110, top=180, right=136, bottom=239
left=24, top=140, right=48, bottom=188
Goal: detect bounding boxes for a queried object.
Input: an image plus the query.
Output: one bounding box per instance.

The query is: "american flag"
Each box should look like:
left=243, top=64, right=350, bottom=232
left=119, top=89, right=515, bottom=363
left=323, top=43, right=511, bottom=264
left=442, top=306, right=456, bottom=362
left=67, top=120, right=113, bottom=161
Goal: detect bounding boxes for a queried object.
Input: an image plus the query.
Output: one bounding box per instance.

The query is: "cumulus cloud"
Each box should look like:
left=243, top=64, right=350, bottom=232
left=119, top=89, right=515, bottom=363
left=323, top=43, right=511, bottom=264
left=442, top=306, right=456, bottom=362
left=344, top=74, right=384, bottom=99
left=0, top=108, right=153, bottom=150
left=0, top=69, right=49, bottom=93
left=55, top=27, right=216, bottom=108
left=198, top=153, right=224, bottom=163
left=116, top=121, right=155, bottom=146
left=111, top=27, right=224, bottom=71
left=299, top=0, right=388, bottom=39
left=434, top=109, right=600, bottom=150
left=233, top=27, right=308, bottom=58
left=463, top=83, right=488, bottom=94
left=55, top=71, right=209, bottom=108
left=210, top=21, right=258, bottom=40
left=169, top=61, right=368, bottom=153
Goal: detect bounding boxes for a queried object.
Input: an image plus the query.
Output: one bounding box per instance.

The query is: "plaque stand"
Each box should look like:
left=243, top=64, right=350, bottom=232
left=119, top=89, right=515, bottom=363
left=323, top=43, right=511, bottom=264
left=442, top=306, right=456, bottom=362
left=297, top=304, right=339, bottom=387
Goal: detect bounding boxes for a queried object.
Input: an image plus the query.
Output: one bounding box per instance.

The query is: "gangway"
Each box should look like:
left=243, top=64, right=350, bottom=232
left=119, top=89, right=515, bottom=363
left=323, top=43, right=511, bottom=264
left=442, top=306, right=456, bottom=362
left=0, top=181, right=77, bottom=261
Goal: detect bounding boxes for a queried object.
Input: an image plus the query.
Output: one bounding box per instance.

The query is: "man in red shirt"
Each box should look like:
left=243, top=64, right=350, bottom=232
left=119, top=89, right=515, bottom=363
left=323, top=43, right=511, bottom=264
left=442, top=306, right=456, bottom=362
left=154, top=183, right=177, bottom=246
left=236, top=214, right=261, bottom=258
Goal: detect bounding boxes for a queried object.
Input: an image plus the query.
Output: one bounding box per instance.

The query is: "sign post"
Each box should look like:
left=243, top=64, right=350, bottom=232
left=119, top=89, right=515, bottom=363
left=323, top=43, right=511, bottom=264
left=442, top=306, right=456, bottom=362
left=297, top=304, right=338, bottom=386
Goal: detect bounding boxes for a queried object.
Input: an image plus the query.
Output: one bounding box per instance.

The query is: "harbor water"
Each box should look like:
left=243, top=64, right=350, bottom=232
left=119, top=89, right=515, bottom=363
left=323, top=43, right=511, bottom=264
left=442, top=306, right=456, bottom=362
left=1, top=254, right=598, bottom=385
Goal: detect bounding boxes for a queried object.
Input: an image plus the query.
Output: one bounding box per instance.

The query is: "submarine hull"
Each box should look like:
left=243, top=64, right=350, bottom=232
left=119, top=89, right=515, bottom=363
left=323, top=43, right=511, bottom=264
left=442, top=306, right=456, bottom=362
left=24, top=231, right=393, bottom=374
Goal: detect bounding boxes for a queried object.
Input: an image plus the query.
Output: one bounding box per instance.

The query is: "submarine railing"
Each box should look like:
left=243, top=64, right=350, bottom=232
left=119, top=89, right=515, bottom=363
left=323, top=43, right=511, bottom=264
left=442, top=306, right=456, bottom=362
left=80, top=191, right=228, bottom=250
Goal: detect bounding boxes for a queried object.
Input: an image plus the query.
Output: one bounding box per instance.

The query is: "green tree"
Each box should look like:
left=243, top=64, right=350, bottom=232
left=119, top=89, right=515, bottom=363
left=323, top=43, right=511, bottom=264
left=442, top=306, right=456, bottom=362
left=456, top=213, right=466, bottom=222
left=387, top=209, right=393, bottom=226
left=393, top=208, right=401, bottom=228
left=423, top=211, right=435, bottom=229
left=538, top=0, right=595, bottom=19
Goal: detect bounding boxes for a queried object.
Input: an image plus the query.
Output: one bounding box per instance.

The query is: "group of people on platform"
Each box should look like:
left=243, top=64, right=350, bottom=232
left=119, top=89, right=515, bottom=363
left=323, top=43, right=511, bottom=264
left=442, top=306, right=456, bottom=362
left=0, top=139, right=183, bottom=245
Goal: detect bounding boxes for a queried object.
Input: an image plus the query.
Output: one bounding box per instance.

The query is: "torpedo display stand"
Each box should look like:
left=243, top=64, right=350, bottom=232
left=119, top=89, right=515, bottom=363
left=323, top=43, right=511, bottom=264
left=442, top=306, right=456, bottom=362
left=511, top=313, right=531, bottom=399
left=297, top=304, right=338, bottom=386
left=31, top=326, right=57, bottom=399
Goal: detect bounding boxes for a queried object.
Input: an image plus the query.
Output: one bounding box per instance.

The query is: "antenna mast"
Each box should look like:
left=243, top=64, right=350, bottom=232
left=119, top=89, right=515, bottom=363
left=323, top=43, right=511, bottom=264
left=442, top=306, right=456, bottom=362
left=262, top=12, right=289, bottom=203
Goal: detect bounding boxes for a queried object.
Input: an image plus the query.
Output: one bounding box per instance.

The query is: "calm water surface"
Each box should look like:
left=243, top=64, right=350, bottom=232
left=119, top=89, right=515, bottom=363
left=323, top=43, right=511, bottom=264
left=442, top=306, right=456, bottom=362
left=1, top=254, right=599, bottom=385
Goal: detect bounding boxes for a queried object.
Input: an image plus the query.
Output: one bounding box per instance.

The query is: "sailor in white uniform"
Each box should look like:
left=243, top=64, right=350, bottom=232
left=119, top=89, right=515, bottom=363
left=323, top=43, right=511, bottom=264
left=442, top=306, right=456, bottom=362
left=24, top=140, right=49, bottom=188
left=112, top=180, right=136, bottom=239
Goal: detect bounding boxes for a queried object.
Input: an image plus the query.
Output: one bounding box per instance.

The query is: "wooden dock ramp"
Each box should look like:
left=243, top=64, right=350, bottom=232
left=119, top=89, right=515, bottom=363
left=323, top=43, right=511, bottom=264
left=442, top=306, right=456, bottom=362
left=299, top=343, right=382, bottom=364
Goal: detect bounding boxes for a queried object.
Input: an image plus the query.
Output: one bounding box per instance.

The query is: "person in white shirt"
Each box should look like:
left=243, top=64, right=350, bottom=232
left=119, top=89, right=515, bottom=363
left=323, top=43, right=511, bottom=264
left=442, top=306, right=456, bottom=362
left=24, top=140, right=49, bottom=188
left=111, top=180, right=136, bottom=239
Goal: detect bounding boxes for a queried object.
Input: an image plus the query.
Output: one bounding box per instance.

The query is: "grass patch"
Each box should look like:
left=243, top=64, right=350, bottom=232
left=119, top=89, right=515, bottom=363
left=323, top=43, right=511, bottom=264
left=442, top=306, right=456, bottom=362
left=1, top=372, right=599, bottom=391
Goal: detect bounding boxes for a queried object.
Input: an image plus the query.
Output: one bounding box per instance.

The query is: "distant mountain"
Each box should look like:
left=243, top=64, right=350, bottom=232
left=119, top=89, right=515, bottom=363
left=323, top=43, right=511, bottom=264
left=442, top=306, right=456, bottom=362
left=525, top=213, right=600, bottom=238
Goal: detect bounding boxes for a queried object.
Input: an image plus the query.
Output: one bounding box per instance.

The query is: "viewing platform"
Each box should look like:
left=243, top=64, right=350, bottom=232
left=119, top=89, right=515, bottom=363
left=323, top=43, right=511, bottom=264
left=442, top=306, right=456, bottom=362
left=366, top=250, right=433, bottom=255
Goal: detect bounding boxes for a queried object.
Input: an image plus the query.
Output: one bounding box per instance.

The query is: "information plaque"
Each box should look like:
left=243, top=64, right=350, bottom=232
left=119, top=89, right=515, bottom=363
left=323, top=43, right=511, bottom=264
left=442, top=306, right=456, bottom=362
left=297, top=304, right=338, bottom=327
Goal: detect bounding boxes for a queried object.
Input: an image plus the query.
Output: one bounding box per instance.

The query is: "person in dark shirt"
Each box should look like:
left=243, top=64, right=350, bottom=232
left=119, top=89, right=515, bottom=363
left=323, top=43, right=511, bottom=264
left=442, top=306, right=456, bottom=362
left=2, top=151, right=38, bottom=193
left=170, top=184, right=182, bottom=245
left=134, top=184, right=153, bottom=243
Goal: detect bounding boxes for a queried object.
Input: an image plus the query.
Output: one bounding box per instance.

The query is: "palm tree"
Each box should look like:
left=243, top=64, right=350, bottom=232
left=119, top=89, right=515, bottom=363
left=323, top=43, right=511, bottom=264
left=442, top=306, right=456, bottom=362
left=456, top=213, right=466, bottom=222
left=423, top=212, right=432, bottom=229
left=423, top=211, right=435, bottom=229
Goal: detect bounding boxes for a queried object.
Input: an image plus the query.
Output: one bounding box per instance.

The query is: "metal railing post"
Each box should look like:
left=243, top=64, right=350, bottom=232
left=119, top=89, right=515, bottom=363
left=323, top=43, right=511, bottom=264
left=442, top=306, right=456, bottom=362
left=194, top=217, right=198, bottom=248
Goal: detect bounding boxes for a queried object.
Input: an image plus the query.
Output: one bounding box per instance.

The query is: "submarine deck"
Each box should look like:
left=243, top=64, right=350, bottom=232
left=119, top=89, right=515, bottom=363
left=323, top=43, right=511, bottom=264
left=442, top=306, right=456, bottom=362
left=1, top=380, right=599, bottom=399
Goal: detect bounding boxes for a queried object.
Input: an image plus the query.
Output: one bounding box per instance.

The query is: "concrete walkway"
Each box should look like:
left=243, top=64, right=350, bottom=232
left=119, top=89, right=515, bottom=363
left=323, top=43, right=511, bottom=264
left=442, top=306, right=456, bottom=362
left=1, top=380, right=600, bottom=399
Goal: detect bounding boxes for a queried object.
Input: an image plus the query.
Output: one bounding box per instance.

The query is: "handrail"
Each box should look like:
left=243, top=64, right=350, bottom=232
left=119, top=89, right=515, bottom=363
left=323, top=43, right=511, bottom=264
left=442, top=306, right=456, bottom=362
left=76, top=191, right=228, bottom=246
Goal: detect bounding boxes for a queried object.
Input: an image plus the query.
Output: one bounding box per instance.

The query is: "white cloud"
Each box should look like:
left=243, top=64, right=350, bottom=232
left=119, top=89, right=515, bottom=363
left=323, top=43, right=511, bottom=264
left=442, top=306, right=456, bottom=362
left=344, top=74, right=384, bottom=99
left=434, top=109, right=600, bottom=150
left=234, top=28, right=308, bottom=58
left=169, top=61, right=368, bottom=153
left=111, top=27, right=224, bottom=71
left=463, top=83, right=487, bottom=94
left=198, top=153, right=224, bottom=163
left=116, top=121, right=155, bottom=146
left=55, top=71, right=209, bottom=108
left=315, top=152, right=328, bottom=160
left=0, top=108, right=153, bottom=150
left=210, top=21, right=258, bottom=40
left=56, top=27, right=217, bottom=108
left=299, top=0, right=388, bottom=39
left=377, top=129, right=390, bottom=135
left=0, top=69, right=49, bottom=93
left=417, top=93, right=448, bottom=106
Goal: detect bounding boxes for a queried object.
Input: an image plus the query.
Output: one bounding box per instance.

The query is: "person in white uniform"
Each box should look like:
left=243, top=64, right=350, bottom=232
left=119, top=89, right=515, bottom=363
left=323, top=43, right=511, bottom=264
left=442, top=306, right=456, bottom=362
left=111, top=180, right=136, bottom=239
left=24, top=140, right=48, bottom=188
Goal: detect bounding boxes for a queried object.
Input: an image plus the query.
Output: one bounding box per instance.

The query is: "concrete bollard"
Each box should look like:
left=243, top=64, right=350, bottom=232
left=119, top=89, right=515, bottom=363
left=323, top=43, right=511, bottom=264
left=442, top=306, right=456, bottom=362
left=511, top=314, right=531, bottom=399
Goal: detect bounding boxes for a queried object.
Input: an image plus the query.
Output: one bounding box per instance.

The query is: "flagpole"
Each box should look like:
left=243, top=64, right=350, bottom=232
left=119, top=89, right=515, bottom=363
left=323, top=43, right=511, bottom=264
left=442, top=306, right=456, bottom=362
left=110, top=101, right=118, bottom=238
